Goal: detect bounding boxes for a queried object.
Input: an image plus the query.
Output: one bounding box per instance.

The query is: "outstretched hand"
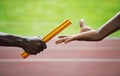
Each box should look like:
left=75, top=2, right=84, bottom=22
left=55, top=19, right=98, bottom=44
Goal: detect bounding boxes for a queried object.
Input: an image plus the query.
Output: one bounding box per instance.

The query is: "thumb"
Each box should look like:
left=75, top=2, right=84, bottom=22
left=79, top=18, right=85, bottom=28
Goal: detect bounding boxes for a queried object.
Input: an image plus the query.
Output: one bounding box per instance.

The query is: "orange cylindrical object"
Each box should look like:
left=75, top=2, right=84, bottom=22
left=21, top=19, right=72, bottom=59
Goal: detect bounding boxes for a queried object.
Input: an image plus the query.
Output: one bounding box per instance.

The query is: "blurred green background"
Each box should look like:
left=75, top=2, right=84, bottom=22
left=0, top=0, right=120, bottom=37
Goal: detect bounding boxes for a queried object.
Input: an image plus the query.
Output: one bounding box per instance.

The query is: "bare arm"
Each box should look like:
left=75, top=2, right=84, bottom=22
left=56, top=12, right=120, bottom=44
left=95, top=12, right=120, bottom=40
left=0, top=32, right=47, bottom=55
left=0, top=32, right=26, bottom=47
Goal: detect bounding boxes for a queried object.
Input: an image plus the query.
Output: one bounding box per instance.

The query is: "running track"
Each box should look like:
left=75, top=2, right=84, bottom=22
left=0, top=38, right=120, bottom=76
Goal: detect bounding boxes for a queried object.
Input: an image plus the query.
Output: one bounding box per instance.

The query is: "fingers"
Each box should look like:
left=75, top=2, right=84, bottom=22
left=56, top=36, right=70, bottom=44
left=58, top=36, right=68, bottom=38
left=39, top=40, right=47, bottom=49
left=24, top=48, right=37, bottom=55
left=64, top=37, right=73, bottom=44
left=55, top=38, right=67, bottom=44
left=79, top=18, right=85, bottom=27
left=56, top=36, right=74, bottom=44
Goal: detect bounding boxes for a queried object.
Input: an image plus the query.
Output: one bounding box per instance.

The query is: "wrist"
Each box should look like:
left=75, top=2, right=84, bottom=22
left=16, top=37, right=28, bottom=47
left=92, top=31, right=104, bottom=41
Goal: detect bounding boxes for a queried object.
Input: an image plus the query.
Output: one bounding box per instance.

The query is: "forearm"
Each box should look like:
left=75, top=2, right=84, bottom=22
left=0, top=32, right=27, bottom=47
left=96, top=12, right=120, bottom=40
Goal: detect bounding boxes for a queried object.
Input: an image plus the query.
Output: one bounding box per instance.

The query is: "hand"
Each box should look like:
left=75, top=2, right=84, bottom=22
left=55, top=19, right=98, bottom=44
left=21, top=37, right=47, bottom=55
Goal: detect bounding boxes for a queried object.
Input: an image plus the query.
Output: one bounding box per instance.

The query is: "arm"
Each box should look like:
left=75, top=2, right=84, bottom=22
left=56, top=12, right=120, bottom=44
left=0, top=32, right=27, bottom=47
left=0, top=32, right=47, bottom=55
left=95, top=12, right=120, bottom=40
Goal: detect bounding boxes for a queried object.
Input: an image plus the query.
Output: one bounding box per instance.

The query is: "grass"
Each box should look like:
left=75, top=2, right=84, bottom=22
left=0, top=0, right=120, bottom=37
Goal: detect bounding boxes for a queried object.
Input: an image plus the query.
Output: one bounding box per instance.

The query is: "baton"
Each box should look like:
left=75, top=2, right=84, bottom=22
left=21, top=19, right=72, bottom=59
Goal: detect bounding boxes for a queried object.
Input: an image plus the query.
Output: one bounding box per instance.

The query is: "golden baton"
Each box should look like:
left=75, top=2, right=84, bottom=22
left=21, top=19, right=72, bottom=58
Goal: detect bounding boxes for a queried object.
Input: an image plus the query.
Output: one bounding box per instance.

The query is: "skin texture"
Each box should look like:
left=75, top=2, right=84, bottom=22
left=56, top=12, right=120, bottom=44
left=0, top=33, right=47, bottom=55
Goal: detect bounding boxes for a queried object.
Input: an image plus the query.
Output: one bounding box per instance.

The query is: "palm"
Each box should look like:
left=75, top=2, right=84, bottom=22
left=56, top=19, right=97, bottom=44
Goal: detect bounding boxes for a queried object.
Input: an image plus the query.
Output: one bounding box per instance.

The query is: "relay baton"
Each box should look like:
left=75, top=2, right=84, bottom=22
left=21, top=19, right=72, bottom=59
